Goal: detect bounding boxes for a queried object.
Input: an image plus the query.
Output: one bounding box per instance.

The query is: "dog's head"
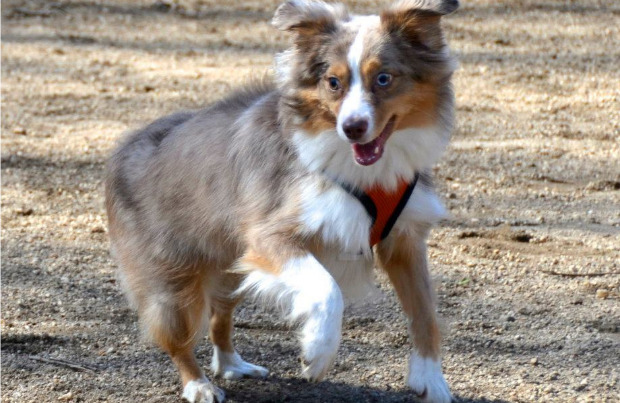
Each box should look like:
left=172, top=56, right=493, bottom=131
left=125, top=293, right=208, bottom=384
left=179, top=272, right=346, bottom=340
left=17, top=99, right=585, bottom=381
left=274, top=0, right=458, bottom=168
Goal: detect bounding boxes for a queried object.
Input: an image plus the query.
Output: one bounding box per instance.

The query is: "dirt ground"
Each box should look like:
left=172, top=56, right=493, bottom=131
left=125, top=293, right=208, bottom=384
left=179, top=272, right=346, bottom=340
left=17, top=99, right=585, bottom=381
left=2, top=0, right=619, bottom=402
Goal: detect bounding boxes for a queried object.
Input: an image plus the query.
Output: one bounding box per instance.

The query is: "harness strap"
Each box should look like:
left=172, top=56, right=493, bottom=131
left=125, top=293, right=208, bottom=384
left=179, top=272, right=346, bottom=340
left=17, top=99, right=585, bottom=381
left=338, top=173, right=419, bottom=247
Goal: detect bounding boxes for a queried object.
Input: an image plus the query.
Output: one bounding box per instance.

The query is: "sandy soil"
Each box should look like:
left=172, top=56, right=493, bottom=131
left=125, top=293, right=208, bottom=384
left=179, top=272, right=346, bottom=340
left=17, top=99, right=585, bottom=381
left=2, top=1, right=619, bottom=402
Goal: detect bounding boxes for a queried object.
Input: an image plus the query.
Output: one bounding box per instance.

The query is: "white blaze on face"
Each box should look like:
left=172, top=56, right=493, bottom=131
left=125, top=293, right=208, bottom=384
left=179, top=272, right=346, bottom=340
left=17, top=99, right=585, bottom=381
left=337, top=16, right=380, bottom=143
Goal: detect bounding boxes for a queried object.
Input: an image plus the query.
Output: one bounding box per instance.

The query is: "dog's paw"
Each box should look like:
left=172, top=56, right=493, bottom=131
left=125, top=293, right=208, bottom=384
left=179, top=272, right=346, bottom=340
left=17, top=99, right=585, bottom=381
left=299, top=329, right=340, bottom=382
left=182, top=378, right=225, bottom=403
left=211, top=348, right=269, bottom=380
left=407, top=353, right=452, bottom=403
left=300, top=353, right=336, bottom=382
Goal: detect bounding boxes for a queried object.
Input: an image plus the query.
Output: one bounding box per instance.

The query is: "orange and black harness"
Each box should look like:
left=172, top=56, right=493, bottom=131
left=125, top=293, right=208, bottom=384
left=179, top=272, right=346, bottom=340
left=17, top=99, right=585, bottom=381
left=338, top=172, right=420, bottom=247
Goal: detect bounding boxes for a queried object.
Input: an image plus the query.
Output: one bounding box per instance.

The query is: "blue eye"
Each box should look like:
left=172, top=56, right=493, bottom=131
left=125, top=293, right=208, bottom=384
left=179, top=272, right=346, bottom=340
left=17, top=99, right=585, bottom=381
left=376, top=73, right=392, bottom=87
left=328, top=77, right=341, bottom=91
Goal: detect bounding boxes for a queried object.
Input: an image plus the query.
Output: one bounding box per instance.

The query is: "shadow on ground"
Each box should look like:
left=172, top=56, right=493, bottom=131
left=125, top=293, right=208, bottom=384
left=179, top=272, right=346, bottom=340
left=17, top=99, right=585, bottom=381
left=223, top=376, right=511, bottom=403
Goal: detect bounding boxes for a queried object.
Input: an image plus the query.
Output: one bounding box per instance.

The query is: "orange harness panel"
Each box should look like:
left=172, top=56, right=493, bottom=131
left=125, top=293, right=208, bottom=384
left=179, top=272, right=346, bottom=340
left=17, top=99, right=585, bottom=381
left=337, top=173, right=420, bottom=247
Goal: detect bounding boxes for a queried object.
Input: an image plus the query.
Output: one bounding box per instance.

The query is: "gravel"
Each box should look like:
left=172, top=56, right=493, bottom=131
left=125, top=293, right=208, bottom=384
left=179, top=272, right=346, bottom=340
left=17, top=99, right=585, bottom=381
left=2, top=0, right=619, bottom=402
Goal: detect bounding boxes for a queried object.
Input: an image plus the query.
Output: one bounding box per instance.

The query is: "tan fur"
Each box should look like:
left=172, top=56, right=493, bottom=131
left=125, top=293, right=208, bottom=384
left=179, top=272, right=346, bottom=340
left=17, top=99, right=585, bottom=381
left=393, top=81, right=440, bottom=129
left=240, top=250, right=281, bottom=275
left=360, top=57, right=382, bottom=85
left=209, top=275, right=244, bottom=353
left=377, top=227, right=441, bottom=358
left=381, top=0, right=457, bottom=52
left=297, top=88, right=338, bottom=134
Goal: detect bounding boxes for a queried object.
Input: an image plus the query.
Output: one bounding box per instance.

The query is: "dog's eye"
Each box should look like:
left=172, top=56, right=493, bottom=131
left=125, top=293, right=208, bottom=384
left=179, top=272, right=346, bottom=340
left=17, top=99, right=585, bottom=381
left=328, top=77, right=341, bottom=91
left=376, top=73, right=392, bottom=87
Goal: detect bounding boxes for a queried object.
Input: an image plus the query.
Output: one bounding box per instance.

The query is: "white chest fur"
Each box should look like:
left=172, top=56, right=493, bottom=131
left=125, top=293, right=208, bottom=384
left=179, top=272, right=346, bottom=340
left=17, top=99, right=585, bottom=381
left=298, top=180, right=376, bottom=301
left=299, top=177, right=447, bottom=251
left=297, top=178, right=445, bottom=302
left=299, top=180, right=372, bottom=256
left=396, top=181, right=448, bottom=233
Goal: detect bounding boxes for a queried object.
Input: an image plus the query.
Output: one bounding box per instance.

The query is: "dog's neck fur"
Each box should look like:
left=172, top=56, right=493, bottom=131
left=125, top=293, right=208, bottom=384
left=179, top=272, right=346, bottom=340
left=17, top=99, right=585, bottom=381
left=290, top=125, right=448, bottom=192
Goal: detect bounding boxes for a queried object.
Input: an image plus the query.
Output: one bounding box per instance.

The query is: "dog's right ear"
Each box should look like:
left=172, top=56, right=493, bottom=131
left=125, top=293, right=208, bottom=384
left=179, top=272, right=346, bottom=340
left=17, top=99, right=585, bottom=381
left=381, top=0, right=459, bottom=51
left=272, top=1, right=348, bottom=37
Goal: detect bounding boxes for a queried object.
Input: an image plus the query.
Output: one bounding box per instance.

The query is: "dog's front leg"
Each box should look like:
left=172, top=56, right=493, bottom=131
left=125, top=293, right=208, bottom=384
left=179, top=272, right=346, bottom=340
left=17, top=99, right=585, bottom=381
left=237, top=244, right=344, bottom=382
left=377, top=231, right=452, bottom=403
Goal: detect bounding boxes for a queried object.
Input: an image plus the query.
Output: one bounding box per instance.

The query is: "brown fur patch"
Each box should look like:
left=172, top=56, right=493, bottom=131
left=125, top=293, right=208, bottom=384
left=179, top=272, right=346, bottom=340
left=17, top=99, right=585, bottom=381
left=360, top=57, right=382, bottom=87
left=142, top=263, right=210, bottom=385
left=240, top=249, right=280, bottom=275
left=354, top=18, right=448, bottom=134
left=391, top=81, right=439, bottom=129
left=171, top=349, right=205, bottom=386
left=209, top=298, right=240, bottom=353
left=380, top=0, right=457, bottom=51
left=327, top=62, right=350, bottom=83
left=289, top=53, right=353, bottom=135
left=295, top=88, right=338, bottom=134
left=377, top=230, right=441, bottom=358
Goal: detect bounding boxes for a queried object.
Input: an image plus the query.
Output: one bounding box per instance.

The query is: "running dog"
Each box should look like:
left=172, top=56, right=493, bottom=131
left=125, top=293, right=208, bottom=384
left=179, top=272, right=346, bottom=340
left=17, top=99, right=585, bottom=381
left=105, top=1, right=459, bottom=402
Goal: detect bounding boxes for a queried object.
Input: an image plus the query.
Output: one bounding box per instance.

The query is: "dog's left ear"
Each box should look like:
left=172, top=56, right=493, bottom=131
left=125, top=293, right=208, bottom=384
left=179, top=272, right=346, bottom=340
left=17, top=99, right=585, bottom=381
left=381, top=0, right=459, bottom=50
left=272, top=0, right=348, bottom=38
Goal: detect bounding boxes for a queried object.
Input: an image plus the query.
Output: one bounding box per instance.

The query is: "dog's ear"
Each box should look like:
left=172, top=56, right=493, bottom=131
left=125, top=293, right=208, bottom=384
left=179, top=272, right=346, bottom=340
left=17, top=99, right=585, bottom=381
left=381, top=0, right=459, bottom=50
left=273, top=0, right=348, bottom=37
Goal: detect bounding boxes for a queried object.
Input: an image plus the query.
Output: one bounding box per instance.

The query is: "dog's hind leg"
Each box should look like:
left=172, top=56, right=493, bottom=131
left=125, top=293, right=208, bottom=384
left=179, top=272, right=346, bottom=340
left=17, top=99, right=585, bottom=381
left=209, top=273, right=269, bottom=380
left=139, top=264, right=225, bottom=403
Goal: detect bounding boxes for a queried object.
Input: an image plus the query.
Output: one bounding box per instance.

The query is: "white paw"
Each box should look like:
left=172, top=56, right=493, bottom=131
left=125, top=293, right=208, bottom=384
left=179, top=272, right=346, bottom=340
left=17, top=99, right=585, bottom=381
left=407, top=352, right=452, bottom=403
left=182, top=378, right=225, bottom=403
left=300, top=348, right=337, bottom=382
left=299, top=312, right=342, bottom=382
left=211, top=348, right=269, bottom=380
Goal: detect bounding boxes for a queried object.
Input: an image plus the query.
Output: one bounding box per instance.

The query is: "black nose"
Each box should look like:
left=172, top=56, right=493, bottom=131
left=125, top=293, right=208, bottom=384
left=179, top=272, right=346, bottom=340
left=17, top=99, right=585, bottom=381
left=342, top=118, right=368, bottom=141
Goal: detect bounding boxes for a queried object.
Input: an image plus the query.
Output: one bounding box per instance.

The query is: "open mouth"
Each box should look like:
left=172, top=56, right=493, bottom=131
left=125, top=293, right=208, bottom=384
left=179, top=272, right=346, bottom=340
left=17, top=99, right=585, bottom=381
left=352, top=116, right=396, bottom=166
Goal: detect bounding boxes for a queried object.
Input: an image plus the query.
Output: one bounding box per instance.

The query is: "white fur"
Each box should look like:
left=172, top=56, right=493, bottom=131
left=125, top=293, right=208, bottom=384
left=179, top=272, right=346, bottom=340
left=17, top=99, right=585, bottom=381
left=211, top=346, right=269, bottom=380
left=292, top=125, right=448, bottom=192
left=337, top=15, right=380, bottom=143
left=314, top=245, right=377, bottom=302
left=182, top=378, right=225, bottom=403
left=298, top=179, right=377, bottom=301
left=337, top=82, right=374, bottom=143
left=397, top=181, right=449, bottom=230
left=237, top=254, right=344, bottom=381
left=299, top=180, right=372, bottom=256
left=274, top=48, right=295, bottom=89
left=408, top=351, right=452, bottom=403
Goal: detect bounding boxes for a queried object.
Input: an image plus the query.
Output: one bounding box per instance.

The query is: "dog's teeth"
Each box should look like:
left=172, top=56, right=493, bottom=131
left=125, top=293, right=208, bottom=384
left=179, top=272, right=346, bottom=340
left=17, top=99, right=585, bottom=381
left=374, top=147, right=379, bottom=154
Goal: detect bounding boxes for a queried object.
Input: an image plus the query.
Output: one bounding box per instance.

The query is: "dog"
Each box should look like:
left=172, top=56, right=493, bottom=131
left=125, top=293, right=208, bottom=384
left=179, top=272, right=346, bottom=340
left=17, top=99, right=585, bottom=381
left=105, top=1, right=459, bottom=402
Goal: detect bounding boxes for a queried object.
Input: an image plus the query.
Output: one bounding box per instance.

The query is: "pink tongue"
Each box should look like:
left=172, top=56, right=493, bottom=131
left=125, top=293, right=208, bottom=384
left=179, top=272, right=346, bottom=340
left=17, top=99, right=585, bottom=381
left=352, top=137, right=385, bottom=166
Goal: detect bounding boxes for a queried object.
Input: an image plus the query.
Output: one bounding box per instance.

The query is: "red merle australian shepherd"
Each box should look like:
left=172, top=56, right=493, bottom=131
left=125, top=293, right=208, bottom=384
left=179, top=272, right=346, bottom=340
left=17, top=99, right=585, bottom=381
left=105, top=1, right=459, bottom=401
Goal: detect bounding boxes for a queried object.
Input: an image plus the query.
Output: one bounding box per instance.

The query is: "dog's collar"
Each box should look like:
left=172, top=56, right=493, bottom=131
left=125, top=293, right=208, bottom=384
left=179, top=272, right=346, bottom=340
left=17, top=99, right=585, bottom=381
left=336, top=173, right=419, bottom=247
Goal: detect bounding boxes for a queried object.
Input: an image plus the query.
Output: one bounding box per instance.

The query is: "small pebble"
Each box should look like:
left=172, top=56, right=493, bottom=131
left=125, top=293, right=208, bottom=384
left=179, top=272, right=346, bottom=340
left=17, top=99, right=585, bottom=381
left=13, top=126, right=26, bottom=135
left=91, top=226, right=106, bottom=233
left=15, top=207, right=34, bottom=216
left=595, top=289, right=609, bottom=299
left=58, top=392, right=73, bottom=401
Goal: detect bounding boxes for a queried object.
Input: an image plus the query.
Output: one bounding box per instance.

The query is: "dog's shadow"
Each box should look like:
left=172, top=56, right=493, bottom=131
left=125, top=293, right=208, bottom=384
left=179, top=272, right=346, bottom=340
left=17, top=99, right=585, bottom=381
left=222, top=376, right=510, bottom=403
